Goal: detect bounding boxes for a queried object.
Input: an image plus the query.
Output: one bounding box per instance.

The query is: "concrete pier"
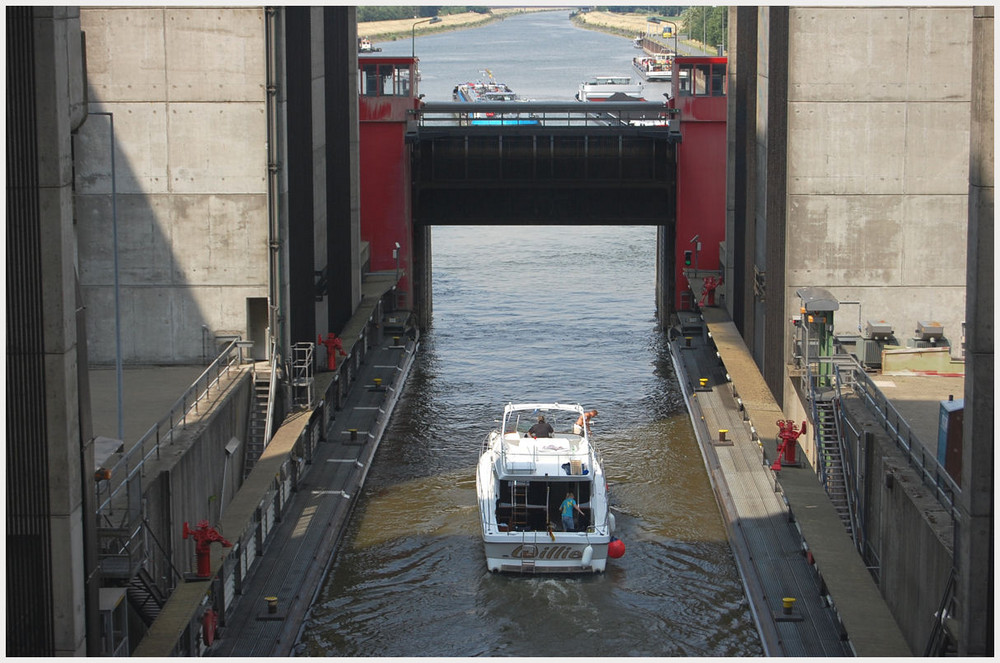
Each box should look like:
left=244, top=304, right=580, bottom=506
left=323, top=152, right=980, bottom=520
left=670, top=308, right=912, bottom=656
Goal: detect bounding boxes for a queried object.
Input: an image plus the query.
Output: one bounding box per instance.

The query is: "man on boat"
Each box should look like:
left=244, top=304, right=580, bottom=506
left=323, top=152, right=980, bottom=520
left=574, top=409, right=598, bottom=435
left=528, top=415, right=553, bottom=438
left=559, top=491, right=585, bottom=531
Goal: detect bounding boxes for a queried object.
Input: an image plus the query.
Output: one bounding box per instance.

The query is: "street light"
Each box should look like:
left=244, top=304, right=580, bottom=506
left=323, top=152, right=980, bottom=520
left=411, top=16, right=441, bottom=59
left=663, top=20, right=678, bottom=55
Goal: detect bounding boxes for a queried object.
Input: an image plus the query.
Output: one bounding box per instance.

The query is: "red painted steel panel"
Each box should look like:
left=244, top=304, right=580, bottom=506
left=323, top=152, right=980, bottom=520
left=359, top=56, right=419, bottom=309
left=360, top=122, right=412, bottom=307
left=675, top=111, right=726, bottom=311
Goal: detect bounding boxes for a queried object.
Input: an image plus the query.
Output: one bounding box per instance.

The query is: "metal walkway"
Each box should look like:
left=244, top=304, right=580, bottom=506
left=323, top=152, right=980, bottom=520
left=668, top=307, right=912, bottom=656
left=206, top=335, right=418, bottom=657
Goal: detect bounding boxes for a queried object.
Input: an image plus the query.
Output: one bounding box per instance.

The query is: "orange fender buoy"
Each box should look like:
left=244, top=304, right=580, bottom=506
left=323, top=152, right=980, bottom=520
left=608, top=537, right=626, bottom=559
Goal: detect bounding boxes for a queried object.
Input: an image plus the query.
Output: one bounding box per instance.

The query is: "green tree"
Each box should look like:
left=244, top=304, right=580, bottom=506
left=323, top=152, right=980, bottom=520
left=680, top=6, right=727, bottom=51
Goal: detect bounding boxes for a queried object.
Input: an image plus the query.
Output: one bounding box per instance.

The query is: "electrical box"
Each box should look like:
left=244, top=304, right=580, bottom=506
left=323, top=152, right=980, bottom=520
left=937, top=398, right=963, bottom=486
left=916, top=320, right=944, bottom=341
left=864, top=319, right=893, bottom=340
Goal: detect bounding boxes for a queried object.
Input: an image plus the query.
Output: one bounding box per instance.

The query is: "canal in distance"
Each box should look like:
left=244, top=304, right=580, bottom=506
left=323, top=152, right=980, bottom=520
left=296, top=11, right=762, bottom=657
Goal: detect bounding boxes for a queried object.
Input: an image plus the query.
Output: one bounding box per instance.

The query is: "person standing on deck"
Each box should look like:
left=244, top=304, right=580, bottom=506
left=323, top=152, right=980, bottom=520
left=574, top=409, right=598, bottom=435
left=559, top=491, right=584, bottom=531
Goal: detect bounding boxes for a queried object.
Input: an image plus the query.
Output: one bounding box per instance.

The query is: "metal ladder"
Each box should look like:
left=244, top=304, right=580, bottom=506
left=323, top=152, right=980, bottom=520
left=815, top=397, right=851, bottom=529
left=511, top=482, right=528, bottom=530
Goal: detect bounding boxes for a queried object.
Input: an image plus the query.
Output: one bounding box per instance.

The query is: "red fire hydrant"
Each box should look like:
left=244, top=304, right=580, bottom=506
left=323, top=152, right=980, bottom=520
left=772, top=419, right=807, bottom=470
left=700, top=276, right=722, bottom=307
left=318, top=333, right=347, bottom=370
left=183, top=520, right=232, bottom=578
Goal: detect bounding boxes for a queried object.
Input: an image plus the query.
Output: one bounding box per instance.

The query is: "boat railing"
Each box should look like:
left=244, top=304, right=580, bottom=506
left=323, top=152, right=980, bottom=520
left=414, top=101, right=680, bottom=131
left=499, top=437, right=598, bottom=476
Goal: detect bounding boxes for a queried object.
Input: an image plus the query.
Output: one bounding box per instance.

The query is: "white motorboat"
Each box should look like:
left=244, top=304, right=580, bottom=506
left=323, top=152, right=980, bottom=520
left=576, top=75, right=645, bottom=102
left=476, top=402, right=622, bottom=574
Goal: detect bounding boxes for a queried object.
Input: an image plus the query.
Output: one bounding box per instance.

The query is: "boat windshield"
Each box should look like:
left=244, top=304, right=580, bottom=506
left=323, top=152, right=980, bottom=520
left=588, top=77, right=632, bottom=85
left=503, top=407, right=582, bottom=438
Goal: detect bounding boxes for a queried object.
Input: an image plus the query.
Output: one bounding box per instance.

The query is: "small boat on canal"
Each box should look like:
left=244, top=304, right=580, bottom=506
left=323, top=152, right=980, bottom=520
left=576, top=75, right=646, bottom=102
left=452, top=70, right=538, bottom=126
left=633, top=53, right=673, bottom=81
left=476, top=402, right=622, bottom=574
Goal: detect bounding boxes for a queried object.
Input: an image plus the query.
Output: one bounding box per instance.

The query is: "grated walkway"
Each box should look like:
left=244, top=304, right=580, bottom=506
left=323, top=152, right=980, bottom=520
left=668, top=308, right=911, bottom=656
left=208, top=335, right=417, bottom=657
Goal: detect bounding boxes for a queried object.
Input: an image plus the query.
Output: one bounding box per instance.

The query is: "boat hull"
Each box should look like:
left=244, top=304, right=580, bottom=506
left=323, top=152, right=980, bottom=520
left=483, top=533, right=609, bottom=573
left=476, top=403, right=617, bottom=575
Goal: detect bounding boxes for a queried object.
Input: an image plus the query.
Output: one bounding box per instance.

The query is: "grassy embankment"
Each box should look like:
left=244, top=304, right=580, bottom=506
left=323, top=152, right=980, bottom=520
left=569, top=10, right=651, bottom=39
left=358, top=8, right=704, bottom=53
left=359, top=7, right=564, bottom=43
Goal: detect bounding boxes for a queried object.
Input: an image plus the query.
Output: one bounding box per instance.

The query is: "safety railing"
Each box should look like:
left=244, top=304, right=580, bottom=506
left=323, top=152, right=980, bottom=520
left=838, top=362, right=959, bottom=519
left=414, top=101, right=681, bottom=132
left=96, top=338, right=248, bottom=525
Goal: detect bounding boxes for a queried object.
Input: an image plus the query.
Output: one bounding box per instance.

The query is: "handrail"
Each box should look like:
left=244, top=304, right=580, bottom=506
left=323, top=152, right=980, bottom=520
left=414, top=100, right=681, bottom=131
left=263, top=337, right=279, bottom=449
left=96, top=338, right=245, bottom=520
left=844, top=363, right=959, bottom=519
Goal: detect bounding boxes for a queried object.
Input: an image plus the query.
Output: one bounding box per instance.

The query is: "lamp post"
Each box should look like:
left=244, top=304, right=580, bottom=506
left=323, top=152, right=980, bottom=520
left=663, top=20, right=678, bottom=55
left=411, top=16, right=441, bottom=59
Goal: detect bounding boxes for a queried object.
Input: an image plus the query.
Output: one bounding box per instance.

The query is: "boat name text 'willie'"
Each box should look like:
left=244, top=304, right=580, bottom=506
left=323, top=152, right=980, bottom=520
left=510, top=545, right=583, bottom=560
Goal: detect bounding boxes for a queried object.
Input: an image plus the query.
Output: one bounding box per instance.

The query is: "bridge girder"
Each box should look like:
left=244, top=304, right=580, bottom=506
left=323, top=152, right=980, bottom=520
left=411, top=131, right=677, bottom=226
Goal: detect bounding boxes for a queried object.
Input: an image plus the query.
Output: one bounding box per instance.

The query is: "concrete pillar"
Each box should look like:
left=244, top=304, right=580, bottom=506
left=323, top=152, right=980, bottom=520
left=325, top=6, right=361, bottom=333
left=6, top=7, right=90, bottom=656
left=412, top=224, right=432, bottom=330
left=655, top=224, right=674, bottom=329
left=958, top=7, right=993, bottom=656
left=756, top=7, right=789, bottom=400
left=724, top=6, right=758, bottom=339
left=285, top=7, right=317, bottom=345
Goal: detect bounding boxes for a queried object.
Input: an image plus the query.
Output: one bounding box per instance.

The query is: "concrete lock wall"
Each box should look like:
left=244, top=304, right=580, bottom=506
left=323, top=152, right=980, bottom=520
left=76, top=8, right=270, bottom=364
left=782, top=7, right=972, bottom=358
left=841, top=397, right=954, bottom=653
left=143, top=373, right=252, bottom=581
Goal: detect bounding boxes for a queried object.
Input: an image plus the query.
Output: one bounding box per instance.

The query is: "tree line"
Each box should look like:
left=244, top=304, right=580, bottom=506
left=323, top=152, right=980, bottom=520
left=357, top=7, right=490, bottom=22
left=594, top=6, right=727, bottom=49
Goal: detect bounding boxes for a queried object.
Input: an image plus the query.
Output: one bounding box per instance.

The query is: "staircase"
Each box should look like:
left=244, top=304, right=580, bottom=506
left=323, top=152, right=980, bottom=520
left=243, top=366, right=271, bottom=479
left=814, top=396, right=854, bottom=537
left=127, top=567, right=168, bottom=627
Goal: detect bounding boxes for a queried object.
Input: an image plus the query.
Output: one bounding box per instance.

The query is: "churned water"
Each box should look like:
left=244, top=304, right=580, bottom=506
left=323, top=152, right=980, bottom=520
left=296, top=12, right=762, bottom=657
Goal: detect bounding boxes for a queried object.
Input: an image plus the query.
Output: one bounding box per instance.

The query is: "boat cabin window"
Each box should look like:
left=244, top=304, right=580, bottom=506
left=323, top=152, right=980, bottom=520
left=360, top=62, right=413, bottom=98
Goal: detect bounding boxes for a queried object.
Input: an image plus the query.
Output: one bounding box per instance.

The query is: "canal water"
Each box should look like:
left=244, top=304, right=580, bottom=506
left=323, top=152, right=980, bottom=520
left=296, top=12, right=762, bottom=657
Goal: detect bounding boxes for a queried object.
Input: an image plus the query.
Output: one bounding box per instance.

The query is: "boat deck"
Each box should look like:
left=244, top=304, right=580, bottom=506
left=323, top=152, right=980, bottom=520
left=670, top=307, right=912, bottom=656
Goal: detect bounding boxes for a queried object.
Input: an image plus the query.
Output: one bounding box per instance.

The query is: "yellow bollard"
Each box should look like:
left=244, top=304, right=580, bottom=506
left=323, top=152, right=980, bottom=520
left=266, top=596, right=278, bottom=614
left=782, top=597, right=796, bottom=615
